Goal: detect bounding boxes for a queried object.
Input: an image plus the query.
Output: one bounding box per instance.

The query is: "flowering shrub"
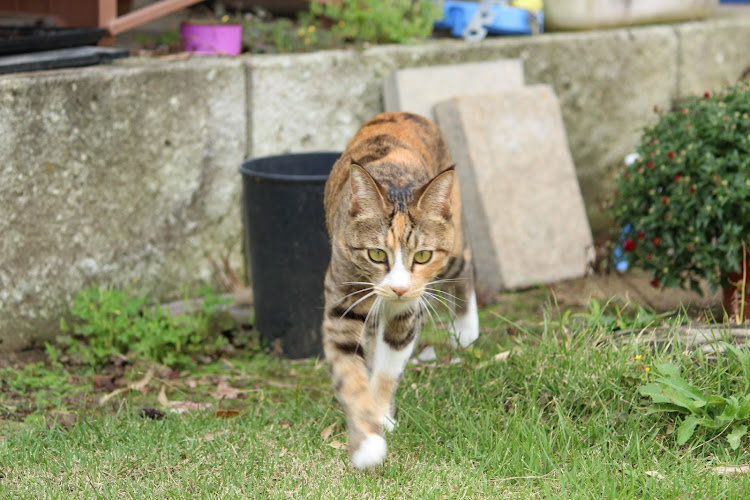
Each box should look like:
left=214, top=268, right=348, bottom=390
left=610, top=81, right=750, bottom=293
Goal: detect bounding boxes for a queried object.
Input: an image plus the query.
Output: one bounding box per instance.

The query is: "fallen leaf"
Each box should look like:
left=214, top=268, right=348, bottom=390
left=215, top=409, right=241, bottom=418
left=212, top=381, right=244, bottom=400
left=201, top=430, right=228, bottom=441
left=169, top=401, right=212, bottom=413
left=493, top=351, right=510, bottom=362
left=131, top=369, right=154, bottom=391
left=416, top=346, right=437, bottom=363
left=92, top=375, right=116, bottom=391
left=158, top=386, right=169, bottom=407
left=328, top=441, right=348, bottom=450
left=98, top=369, right=154, bottom=405
left=712, top=465, right=749, bottom=476
left=320, top=422, right=337, bottom=440
left=49, top=411, right=77, bottom=429
left=645, top=470, right=665, bottom=480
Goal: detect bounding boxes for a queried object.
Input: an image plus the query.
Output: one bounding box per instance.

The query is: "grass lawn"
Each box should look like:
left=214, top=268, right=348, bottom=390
left=1, top=283, right=749, bottom=498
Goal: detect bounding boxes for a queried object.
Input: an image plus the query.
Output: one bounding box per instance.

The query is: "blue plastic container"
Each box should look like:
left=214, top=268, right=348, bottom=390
left=434, top=1, right=544, bottom=37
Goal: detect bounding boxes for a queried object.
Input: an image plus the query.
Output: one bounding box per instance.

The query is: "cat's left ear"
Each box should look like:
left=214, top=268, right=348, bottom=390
left=416, top=166, right=455, bottom=220
left=349, top=163, right=387, bottom=216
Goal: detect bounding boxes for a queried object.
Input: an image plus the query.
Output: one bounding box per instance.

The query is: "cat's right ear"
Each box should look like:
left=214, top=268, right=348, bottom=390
left=349, top=163, right=386, bottom=216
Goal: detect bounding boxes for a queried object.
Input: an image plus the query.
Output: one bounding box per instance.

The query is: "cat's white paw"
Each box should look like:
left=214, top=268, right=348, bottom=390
left=351, top=434, right=387, bottom=469
left=380, top=415, right=397, bottom=433
left=450, top=291, right=480, bottom=349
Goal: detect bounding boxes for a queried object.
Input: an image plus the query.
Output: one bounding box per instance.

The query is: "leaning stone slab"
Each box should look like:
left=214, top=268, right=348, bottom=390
left=383, top=59, right=524, bottom=120
left=434, top=85, right=594, bottom=290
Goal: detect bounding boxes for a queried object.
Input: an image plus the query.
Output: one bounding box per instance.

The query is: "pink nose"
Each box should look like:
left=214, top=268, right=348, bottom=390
left=391, top=285, right=408, bottom=297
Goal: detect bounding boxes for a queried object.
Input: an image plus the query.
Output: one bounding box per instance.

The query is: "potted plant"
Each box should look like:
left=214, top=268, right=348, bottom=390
left=609, top=81, right=750, bottom=322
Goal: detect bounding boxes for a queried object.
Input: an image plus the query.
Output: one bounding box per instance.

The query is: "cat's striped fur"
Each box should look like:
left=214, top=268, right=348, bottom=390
left=322, top=112, right=479, bottom=469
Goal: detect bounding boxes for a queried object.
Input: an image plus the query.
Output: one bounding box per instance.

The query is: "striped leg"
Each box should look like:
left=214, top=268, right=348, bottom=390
left=370, top=305, right=420, bottom=432
left=323, top=271, right=386, bottom=469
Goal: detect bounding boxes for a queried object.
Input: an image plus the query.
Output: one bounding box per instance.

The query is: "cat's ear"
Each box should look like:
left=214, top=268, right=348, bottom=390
left=416, top=166, right=455, bottom=220
left=349, top=163, right=387, bottom=216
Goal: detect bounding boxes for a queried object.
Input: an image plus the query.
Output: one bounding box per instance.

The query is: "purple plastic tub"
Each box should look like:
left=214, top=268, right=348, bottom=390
left=180, top=23, right=242, bottom=55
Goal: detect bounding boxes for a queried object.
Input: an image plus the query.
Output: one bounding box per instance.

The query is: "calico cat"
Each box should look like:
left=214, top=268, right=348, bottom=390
left=322, top=111, right=479, bottom=469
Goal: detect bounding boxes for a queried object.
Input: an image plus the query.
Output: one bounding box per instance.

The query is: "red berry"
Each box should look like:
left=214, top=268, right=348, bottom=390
left=689, top=185, right=696, bottom=193
left=650, top=278, right=660, bottom=288
left=704, top=92, right=711, bottom=98
left=624, top=172, right=631, bottom=179
left=623, top=238, right=637, bottom=252
left=637, top=232, right=645, bottom=240
left=662, top=196, right=669, bottom=204
left=646, top=161, right=654, bottom=168
left=668, top=151, right=676, bottom=159
left=674, top=174, right=682, bottom=182
left=652, top=237, right=661, bottom=245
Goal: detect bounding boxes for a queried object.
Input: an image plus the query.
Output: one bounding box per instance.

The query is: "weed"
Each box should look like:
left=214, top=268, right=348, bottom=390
left=640, top=343, right=750, bottom=450
left=310, top=0, right=439, bottom=45
left=57, top=286, right=230, bottom=368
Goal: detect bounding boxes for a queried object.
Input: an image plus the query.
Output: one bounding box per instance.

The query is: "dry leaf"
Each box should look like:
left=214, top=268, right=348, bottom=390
left=645, top=471, right=665, bottom=480
left=157, top=385, right=169, bottom=407
left=493, top=351, right=510, bottom=362
left=320, top=422, right=337, bottom=440
left=201, top=430, right=228, bottom=441
left=98, top=369, right=154, bottom=405
left=328, top=441, right=348, bottom=450
left=131, top=369, right=154, bottom=391
left=215, top=409, right=241, bottom=418
left=212, top=381, right=244, bottom=400
left=712, top=465, right=749, bottom=476
left=169, top=401, right=212, bottom=413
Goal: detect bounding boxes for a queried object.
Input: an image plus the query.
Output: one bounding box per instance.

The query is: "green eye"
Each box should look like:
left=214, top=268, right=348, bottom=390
left=368, top=248, right=388, bottom=263
left=414, top=250, right=432, bottom=264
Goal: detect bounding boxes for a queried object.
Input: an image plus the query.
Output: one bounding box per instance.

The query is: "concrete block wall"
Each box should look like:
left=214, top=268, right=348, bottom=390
left=1, top=14, right=749, bottom=351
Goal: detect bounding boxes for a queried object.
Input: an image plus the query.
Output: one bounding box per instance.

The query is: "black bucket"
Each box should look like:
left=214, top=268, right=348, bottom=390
left=239, top=152, right=341, bottom=359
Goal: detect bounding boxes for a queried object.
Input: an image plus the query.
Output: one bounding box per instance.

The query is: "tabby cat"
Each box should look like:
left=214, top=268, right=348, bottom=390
left=322, top=111, right=479, bottom=469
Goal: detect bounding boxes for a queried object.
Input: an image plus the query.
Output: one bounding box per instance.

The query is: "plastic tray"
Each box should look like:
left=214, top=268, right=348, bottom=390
left=434, top=1, right=544, bottom=38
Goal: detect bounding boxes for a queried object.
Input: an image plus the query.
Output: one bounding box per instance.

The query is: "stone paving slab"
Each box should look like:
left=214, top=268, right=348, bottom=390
left=434, top=85, right=594, bottom=290
left=383, top=59, right=524, bottom=120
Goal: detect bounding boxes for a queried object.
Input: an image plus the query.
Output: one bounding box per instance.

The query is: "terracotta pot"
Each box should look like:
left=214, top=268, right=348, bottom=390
left=722, top=252, right=750, bottom=323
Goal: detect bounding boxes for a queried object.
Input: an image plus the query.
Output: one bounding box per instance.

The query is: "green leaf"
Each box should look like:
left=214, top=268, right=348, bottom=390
left=677, top=415, right=701, bottom=445
left=655, top=363, right=681, bottom=377
left=727, top=425, right=748, bottom=450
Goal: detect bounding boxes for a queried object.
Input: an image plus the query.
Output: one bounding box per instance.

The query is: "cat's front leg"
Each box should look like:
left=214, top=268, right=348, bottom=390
left=370, top=304, right=420, bottom=432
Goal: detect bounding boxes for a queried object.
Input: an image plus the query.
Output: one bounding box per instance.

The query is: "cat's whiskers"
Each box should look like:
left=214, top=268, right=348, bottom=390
left=424, top=287, right=463, bottom=306
left=329, top=285, right=376, bottom=309
left=340, top=290, right=378, bottom=321
left=417, top=296, right=440, bottom=334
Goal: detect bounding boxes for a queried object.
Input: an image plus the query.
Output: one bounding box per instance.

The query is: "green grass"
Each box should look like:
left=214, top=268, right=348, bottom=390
left=1, top=298, right=749, bottom=498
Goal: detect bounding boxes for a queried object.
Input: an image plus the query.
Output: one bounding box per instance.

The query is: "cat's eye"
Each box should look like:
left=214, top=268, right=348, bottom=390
left=368, top=248, right=388, bottom=263
left=413, top=250, right=432, bottom=264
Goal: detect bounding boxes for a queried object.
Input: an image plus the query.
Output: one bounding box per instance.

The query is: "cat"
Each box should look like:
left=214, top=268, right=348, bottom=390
left=322, top=111, right=479, bottom=469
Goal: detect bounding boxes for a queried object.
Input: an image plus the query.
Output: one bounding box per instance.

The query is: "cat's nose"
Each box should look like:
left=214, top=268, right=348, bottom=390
left=391, top=285, right=408, bottom=297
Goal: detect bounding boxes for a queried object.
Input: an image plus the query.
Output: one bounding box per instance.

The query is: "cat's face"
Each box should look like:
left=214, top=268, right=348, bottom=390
left=344, top=164, right=455, bottom=303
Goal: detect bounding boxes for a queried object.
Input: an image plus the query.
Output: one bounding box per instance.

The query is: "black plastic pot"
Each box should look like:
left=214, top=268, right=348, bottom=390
left=239, top=152, right=340, bottom=359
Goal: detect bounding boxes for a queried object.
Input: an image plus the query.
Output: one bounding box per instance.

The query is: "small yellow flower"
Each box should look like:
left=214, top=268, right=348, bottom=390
left=635, top=354, right=642, bottom=360
left=114, top=310, right=121, bottom=315
left=308, top=25, right=316, bottom=33
left=304, top=38, right=311, bottom=45
left=338, top=20, right=345, bottom=27
left=645, top=366, right=650, bottom=373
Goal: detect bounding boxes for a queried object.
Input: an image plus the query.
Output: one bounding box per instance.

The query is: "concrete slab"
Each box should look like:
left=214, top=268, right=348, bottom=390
left=383, top=59, right=524, bottom=120
left=434, top=85, right=594, bottom=290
